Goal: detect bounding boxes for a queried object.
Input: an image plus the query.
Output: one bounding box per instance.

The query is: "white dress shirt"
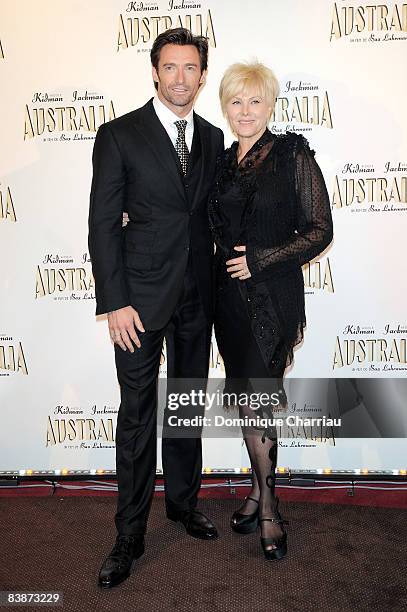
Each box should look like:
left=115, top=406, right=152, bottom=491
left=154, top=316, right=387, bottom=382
left=153, top=96, right=194, bottom=152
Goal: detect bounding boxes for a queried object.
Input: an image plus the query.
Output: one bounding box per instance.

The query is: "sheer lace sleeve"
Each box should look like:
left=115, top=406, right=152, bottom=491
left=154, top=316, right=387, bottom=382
left=246, top=136, right=333, bottom=281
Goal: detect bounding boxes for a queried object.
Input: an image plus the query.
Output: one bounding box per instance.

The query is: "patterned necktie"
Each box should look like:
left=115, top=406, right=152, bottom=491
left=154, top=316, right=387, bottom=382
left=174, top=119, right=189, bottom=175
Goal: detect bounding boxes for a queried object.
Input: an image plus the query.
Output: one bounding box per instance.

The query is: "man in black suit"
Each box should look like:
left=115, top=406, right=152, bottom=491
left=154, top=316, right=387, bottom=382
left=88, top=28, right=223, bottom=588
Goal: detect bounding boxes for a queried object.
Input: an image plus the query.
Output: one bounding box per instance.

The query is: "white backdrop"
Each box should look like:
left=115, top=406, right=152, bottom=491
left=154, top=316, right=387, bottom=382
left=1, top=0, right=406, bottom=475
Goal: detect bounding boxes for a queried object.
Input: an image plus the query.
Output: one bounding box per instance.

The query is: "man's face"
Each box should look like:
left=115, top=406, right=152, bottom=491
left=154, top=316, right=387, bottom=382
left=152, top=44, right=205, bottom=115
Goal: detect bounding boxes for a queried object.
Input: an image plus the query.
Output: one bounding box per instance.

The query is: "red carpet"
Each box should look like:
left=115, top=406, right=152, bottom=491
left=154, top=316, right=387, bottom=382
left=1, top=495, right=406, bottom=611
left=1, top=478, right=406, bottom=509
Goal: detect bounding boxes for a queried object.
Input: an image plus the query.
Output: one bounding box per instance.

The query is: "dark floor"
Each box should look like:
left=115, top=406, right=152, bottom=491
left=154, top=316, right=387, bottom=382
left=1, top=496, right=406, bottom=612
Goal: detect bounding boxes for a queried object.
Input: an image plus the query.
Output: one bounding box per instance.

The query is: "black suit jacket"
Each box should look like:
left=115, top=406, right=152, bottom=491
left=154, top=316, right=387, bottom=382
left=88, top=98, right=224, bottom=329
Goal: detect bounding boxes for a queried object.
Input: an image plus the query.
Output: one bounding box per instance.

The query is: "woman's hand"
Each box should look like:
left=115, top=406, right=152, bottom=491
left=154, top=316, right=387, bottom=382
left=226, top=245, right=252, bottom=280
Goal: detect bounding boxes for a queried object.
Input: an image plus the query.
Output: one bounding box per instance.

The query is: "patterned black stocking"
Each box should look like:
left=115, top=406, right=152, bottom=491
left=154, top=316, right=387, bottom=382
left=239, top=402, right=283, bottom=548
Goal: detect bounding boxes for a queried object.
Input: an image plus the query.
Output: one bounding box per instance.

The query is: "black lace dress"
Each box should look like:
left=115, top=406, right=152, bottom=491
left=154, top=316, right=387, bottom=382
left=209, top=128, right=333, bottom=388
left=213, top=169, right=273, bottom=389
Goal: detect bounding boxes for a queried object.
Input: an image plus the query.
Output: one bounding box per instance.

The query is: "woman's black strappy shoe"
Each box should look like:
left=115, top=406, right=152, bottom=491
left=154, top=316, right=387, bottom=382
left=259, top=497, right=289, bottom=561
left=230, top=496, right=259, bottom=534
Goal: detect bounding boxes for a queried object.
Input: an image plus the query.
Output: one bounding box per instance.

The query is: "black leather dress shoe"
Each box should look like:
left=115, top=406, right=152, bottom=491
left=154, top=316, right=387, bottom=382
left=98, top=534, right=144, bottom=589
left=167, top=509, right=218, bottom=540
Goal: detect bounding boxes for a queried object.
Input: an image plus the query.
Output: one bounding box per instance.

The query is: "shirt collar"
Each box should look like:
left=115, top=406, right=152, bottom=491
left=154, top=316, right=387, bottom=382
left=153, top=96, right=194, bottom=128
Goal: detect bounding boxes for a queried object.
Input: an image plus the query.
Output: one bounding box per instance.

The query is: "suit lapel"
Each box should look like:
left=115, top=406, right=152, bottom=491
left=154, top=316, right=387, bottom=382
left=133, top=99, right=186, bottom=202
left=190, top=113, right=210, bottom=212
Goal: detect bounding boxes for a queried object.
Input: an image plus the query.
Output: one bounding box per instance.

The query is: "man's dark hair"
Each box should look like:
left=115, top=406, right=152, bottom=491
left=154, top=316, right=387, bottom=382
left=150, top=28, right=208, bottom=89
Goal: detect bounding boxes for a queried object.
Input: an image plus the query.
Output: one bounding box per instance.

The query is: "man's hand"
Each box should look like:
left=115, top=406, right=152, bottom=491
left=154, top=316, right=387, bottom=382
left=108, top=306, right=145, bottom=352
left=226, top=245, right=252, bottom=280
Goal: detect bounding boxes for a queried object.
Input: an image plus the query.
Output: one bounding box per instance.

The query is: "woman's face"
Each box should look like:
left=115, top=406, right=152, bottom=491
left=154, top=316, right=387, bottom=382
left=225, top=88, right=272, bottom=140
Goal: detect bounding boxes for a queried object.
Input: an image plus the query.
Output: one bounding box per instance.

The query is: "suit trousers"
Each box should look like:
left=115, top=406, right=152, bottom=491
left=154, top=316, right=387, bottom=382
left=113, top=255, right=212, bottom=535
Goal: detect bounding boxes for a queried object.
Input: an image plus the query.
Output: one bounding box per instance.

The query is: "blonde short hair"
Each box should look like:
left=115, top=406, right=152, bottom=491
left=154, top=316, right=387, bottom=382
left=219, top=61, right=279, bottom=119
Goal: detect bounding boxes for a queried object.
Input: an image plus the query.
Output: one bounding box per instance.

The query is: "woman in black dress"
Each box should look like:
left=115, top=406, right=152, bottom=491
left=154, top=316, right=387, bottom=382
left=209, top=62, right=333, bottom=560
